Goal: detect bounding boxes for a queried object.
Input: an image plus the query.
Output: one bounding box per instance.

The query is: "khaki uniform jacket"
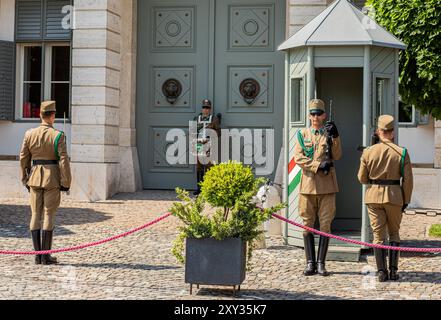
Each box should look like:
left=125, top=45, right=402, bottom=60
left=358, top=139, right=413, bottom=206
left=20, top=122, right=72, bottom=190
left=294, top=128, right=342, bottom=195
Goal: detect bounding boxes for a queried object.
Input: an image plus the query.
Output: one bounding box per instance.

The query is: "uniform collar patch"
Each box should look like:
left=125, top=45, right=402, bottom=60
left=310, top=127, right=325, bottom=135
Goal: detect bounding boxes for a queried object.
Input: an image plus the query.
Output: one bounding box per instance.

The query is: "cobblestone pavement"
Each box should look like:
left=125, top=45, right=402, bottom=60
left=1, top=191, right=441, bottom=300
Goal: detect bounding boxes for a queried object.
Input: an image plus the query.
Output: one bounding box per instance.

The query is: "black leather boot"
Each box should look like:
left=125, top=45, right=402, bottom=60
left=31, top=230, right=42, bottom=265
left=317, top=236, right=330, bottom=277
left=389, top=242, right=400, bottom=281
left=303, top=233, right=317, bottom=276
left=41, top=230, right=58, bottom=265
left=374, top=247, right=388, bottom=282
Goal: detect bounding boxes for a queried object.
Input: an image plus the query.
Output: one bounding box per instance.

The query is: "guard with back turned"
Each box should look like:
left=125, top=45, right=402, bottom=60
left=358, top=115, right=413, bottom=282
left=193, top=99, right=221, bottom=196
left=294, top=99, right=342, bottom=277
left=19, top=101, right=72, bottom=265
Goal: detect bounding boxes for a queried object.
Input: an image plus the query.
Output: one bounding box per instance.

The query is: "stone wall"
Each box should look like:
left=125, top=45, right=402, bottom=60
left=287, top=0, right=332, bottom=37
left=71, top=0, right=123, bottom=201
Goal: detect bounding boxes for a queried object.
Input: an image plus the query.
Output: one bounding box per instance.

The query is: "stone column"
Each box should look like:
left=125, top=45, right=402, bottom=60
left=71, top=0, right=121, bottom=201
left=118, top=0, right=142, bottom=193
left=435, top=120, right=441, bottom=168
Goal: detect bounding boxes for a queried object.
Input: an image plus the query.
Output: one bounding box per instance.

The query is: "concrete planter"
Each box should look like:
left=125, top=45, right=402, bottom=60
left=185, top=238, right=247, bottom=294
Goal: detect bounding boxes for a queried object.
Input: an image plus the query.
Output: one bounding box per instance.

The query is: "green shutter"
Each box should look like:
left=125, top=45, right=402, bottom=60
left=0, top=41, right=15, bottom=121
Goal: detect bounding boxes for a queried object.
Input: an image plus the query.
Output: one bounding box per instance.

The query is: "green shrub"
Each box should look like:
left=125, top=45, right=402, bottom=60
left=429, top=224, right=441, bottom=238
left=170, top=161, right=286, bottom=269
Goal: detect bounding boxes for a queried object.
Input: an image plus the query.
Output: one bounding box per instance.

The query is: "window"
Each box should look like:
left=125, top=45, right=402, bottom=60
left=290, top=76, right=305, bottom=125
left=17, top=43, right=71, bottom=120
left=372, top=75, right=392, bottom=126
left=399, top=98, right=430, bottom=127
left=399, top=100, right=416, bottom=126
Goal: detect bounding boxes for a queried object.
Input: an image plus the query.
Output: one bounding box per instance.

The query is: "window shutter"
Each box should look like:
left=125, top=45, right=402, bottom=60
left=16, top=0, right=43, bottom=41
left=16, top=0, right=72, bottom=42
left=44, top=0, right=72, bottom=40
left=0, top=41, right=15, bottom=121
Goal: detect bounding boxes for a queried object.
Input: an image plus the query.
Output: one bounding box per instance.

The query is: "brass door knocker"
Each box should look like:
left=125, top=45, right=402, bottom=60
left=239, top=78, right=260, bottom=105
left=162, top=79, right=182, bottom=104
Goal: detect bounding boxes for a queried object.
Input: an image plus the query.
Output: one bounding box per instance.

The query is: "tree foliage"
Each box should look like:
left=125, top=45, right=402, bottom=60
left=367, top=0, right=441, bottom=119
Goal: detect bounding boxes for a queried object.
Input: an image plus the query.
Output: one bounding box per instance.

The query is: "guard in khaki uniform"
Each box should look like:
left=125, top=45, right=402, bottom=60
left=294, top=99, right=342, bottom=277
left=19, top=101, right=72, bottom=265
left=193, top=99, right=221, bottom=195
left=358, top=115, right=413, bottom=282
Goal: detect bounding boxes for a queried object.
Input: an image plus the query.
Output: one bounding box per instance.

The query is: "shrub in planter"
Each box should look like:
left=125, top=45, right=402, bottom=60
left=170, top=161, right=286, bottom=288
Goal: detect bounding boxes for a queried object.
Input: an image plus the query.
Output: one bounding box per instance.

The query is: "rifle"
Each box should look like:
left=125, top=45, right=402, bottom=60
left=357, top=130, right=380, bottom=152
left=323, top=100, right=333, bottom=175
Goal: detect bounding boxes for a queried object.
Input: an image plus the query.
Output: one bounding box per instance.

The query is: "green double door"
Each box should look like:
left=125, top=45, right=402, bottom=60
left=137, top=0, right=286, bottom=189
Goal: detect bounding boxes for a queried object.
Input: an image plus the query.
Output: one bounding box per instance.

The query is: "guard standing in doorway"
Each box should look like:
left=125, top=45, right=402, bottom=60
left=358, top=115, right=413, bottom=282
left=19, top=101, right=72, bottom=265
left=193, top=99, right=221, bottom=196
left=294, top=99, right=342, bottom=276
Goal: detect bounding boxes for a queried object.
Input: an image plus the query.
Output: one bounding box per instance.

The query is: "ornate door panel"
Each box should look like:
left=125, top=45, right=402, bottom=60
left=137, top=0, right=212, bottom=189
left=214, top=0, right=286, bottom=178
left=137, top=0, right=286, bottom=189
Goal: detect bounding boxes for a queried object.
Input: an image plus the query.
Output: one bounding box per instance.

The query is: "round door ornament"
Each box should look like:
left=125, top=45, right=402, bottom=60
left=162, top=79, right=182, bottom=105
left=239, top=78, right=260, bottom=105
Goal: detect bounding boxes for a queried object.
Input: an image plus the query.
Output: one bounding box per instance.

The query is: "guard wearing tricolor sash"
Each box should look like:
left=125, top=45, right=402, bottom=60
left=358, top=115, right=413, bottom=282
left=294, top=99, right=342, bottom=277
left=193, top=99, right=221, bottom=195
left=19, top=101, right=72, bottom=265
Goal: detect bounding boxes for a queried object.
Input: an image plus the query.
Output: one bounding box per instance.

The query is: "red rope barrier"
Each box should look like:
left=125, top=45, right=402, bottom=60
left=273, top=213, right=441, bottom=253
left=0, top=213, right=172, bottom=256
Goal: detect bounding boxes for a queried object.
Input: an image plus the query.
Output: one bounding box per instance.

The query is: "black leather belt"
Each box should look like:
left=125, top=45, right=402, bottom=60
left=369, top=179, right=401, bottom=186
left=32, top=160, right=58, bottom=166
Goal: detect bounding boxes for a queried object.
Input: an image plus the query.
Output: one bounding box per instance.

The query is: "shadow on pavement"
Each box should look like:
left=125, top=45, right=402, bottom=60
left=69, top=263, right=180, bottom=271
left=0, top=204, right=112, bottom=239
left=194, top=287, right=345, bottom=300
left=398, top=272, right=441, bottom=284
left=399, top=239, right=441, bottom=258
left=112, top=191, right=178, bottom=202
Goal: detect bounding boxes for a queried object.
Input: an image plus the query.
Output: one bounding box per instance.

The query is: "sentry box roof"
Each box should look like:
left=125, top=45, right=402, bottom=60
left=278, top=0, right=406, bottom=51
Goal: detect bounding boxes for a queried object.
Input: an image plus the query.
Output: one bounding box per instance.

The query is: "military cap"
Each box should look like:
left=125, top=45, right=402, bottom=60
left=309, top=99, right=326, bottom=114
left=202, top=99, right=212, bottom=108
left=40, top=101, right=56, bottom=114
left=378, top=115, right=395, bottom=131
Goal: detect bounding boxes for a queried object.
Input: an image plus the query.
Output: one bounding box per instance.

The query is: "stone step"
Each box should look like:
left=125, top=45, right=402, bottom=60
left=327, top=246, right=361, bottom=262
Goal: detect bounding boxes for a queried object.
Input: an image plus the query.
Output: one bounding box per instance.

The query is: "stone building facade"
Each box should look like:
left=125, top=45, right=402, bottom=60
left=0, top=0, right=440, bottom=208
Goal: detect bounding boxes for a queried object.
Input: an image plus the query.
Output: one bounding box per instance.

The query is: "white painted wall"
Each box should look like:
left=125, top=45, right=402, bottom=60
left=0, top=0, right=14, bottom=42
left=0, top=122, right=71, bottom=155
left=399, top=118, right=435, bottom=165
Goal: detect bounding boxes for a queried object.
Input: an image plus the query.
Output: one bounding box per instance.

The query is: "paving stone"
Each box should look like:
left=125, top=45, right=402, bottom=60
left=0, top=191, right=441, bottom=300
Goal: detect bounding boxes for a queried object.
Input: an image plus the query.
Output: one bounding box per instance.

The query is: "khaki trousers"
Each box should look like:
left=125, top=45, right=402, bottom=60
left=367, top=203, right=403, bottom=244
left=30, top=187, right=60, bottom=231
left=299, top=194, right=336, bottom=236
